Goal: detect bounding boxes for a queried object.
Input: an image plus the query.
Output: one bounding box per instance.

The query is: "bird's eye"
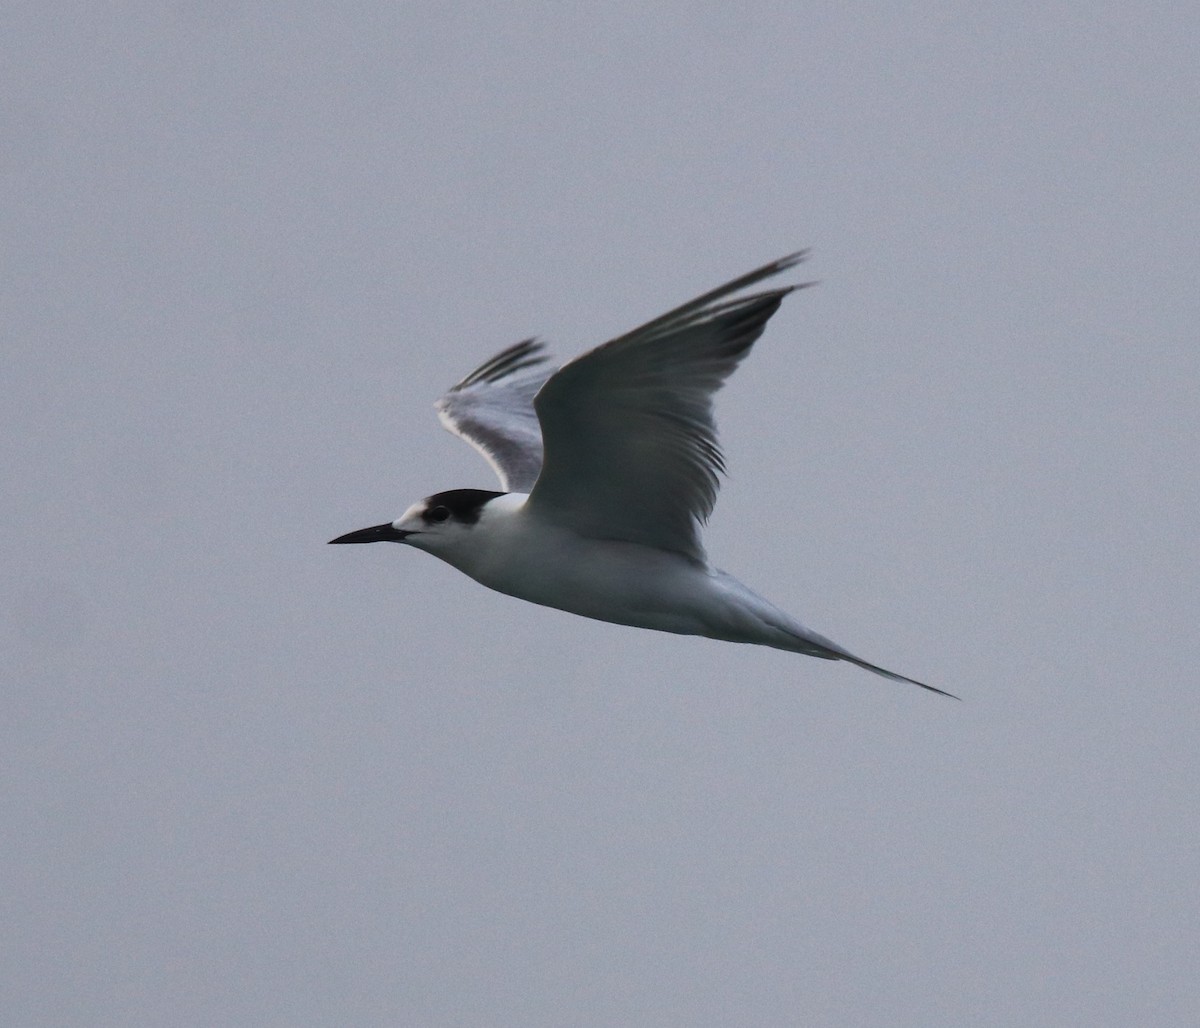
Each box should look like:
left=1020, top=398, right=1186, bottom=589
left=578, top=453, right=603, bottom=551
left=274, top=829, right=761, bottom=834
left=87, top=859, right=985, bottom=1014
left=426, top=505, right=451, bottom=524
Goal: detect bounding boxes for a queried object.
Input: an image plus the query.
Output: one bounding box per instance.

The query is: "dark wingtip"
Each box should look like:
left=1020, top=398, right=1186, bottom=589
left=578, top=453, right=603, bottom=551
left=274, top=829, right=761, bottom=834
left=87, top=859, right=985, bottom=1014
left=451, top=338, right=551, bottom=390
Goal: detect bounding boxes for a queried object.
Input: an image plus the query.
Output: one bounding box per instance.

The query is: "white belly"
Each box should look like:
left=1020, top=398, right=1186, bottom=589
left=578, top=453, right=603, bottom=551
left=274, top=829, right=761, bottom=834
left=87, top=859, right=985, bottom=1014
left=473, top=525, right=717, bottom=634
left=418, top=497, right=824, bottom=652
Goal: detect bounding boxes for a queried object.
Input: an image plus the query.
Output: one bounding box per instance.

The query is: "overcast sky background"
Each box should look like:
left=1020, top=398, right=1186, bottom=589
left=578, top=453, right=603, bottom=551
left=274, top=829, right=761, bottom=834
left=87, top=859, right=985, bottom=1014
left=4, top=3, right=1198, bottom=1025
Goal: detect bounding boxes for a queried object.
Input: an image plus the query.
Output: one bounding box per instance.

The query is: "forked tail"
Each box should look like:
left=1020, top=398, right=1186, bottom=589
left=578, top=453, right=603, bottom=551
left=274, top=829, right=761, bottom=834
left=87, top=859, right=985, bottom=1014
left=822, top=647, right=958, bottom=699
left=706, top=571, right=957, bottom=698
left=773, top=621, right=957, bottom=698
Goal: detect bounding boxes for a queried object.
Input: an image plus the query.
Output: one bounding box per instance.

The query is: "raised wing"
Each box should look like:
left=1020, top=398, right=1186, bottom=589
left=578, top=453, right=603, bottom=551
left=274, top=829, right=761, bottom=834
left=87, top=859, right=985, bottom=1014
left=435, top=339, right=555, bottom=491
left=527, top=253, right=811, bottom=560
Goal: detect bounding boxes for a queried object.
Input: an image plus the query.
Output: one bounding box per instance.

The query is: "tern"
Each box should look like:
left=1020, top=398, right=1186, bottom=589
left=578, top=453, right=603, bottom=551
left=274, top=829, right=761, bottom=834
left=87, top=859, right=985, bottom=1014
left=331, top=253, right=952, bottom=697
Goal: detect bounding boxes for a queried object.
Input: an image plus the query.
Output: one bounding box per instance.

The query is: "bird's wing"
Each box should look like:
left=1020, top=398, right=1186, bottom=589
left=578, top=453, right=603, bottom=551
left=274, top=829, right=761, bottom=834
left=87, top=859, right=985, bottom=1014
left=435, top=338, right=555, bottom=491
left=527, top=253, right=811, bottom=560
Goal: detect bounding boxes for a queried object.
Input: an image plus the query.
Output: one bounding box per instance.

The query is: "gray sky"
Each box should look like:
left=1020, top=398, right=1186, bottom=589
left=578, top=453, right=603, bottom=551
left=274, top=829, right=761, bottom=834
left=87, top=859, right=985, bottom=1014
left=4, top=3, right=1198, bottom=1025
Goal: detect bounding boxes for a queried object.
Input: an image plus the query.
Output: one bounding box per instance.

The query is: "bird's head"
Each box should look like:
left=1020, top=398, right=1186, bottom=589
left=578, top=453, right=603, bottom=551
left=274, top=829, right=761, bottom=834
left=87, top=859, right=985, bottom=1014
left=329, top=488, right=506, bottom=561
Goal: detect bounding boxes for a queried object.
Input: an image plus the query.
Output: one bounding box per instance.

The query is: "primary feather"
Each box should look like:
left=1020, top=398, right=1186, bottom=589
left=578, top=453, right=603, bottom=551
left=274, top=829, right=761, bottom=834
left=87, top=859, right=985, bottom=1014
left=435, top=338, right=553, bottom=491
left=527, top=252, right=812, bottom=560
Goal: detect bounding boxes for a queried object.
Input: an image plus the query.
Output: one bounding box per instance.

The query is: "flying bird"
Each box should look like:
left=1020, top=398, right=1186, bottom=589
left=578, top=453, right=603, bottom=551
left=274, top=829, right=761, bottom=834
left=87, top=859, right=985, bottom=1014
left=331, top=253, right=952, bottom=697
